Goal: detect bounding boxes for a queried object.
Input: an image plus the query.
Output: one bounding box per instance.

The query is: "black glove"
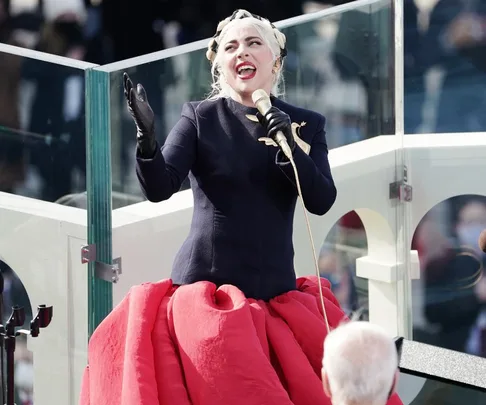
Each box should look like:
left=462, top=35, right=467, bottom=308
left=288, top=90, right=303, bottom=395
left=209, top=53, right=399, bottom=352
left=256, top=106, right=296, bottom=155
left=123, top=72, right=157, bottom=158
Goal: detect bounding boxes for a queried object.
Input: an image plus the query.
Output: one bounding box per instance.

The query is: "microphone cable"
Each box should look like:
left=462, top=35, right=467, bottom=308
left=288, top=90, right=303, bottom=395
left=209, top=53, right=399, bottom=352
left=252, top=89, right=331, bottom=334
left=282, top=146, right=331, bottom=335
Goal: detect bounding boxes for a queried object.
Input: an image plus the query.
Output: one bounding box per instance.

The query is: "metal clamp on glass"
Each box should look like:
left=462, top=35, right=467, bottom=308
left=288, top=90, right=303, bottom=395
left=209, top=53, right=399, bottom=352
left=81, top=244, right=122, bottom=283
left=389, top=165, right=413, bottom=202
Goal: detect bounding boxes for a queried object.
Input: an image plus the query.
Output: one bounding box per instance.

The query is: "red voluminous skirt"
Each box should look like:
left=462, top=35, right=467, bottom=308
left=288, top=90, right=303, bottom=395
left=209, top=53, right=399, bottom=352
left=79, top=276, right=403, bottom=405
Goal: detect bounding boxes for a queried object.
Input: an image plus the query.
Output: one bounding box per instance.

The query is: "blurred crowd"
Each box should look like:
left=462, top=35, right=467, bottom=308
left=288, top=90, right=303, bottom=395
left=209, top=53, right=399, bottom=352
left=2, top=0, right=486, bottom=402
left=2, top=0, right=486, bottom=201
left=0, top=0, right=352, bottom=204
left=2, top=0, right=486, bottom=202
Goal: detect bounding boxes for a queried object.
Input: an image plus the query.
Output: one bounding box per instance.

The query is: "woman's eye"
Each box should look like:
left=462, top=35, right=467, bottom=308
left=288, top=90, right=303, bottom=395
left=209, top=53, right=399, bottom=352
left=250, top=41, right=261, bottom=46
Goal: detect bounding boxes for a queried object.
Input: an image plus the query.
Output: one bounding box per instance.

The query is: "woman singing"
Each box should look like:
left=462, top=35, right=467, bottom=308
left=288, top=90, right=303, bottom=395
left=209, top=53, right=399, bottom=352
left=80, top=9, right=402, bottom=405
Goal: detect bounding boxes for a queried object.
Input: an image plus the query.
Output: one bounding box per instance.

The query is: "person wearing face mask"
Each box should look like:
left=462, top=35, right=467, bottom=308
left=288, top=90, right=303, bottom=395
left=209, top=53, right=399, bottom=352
left=456, top=199, right=486, bottom=358
left=456, top=199, right=486, bottom=254
left=422, top=198, right=486, bottom=353
left=80, top=9, right=403, bottom=405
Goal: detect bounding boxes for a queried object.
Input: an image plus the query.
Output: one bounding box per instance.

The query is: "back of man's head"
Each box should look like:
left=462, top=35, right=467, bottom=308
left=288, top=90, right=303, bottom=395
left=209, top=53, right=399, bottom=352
left=322, top=321, right=398, bottom=405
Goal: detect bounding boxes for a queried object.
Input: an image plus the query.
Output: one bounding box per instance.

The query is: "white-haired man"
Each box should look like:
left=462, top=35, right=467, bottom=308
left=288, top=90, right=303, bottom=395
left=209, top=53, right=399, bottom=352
left=322, top=321, right=400, bottom=405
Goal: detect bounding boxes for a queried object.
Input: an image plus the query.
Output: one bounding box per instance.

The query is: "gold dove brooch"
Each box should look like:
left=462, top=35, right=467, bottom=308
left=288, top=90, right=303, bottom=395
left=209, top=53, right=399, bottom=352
left=246, top=114, right=311, bottom=155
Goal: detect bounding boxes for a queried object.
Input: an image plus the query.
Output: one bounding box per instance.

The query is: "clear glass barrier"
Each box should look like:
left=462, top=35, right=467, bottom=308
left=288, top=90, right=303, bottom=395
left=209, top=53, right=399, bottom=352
left=402, top=0, right=486, bottom=358
left=400, top=373, right=486, bottom=404
left=93, top=0, right=393, bottom=209
left=0, top=43, right=95, bottom=205
left=409, top=173, right=486, bottom=358
left=89, top=0, right=395, bottom=323
left=0, top=43, right=95, bottom=404
left=404, top=0, right=486, bottom=136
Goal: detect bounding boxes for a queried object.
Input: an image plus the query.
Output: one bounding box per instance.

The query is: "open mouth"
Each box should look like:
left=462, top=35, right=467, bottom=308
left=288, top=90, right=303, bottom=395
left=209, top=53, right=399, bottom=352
left=236, top=62, right=257, bottom=80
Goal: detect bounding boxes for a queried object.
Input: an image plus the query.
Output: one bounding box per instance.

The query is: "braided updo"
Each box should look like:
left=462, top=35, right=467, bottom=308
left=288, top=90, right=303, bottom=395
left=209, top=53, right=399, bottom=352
left=205, top=9, right=288, bottom=100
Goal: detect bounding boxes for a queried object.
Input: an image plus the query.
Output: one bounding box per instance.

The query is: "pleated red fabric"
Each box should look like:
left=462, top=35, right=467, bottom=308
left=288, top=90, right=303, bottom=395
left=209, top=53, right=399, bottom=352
left=79, top=276, right=403, bottom=405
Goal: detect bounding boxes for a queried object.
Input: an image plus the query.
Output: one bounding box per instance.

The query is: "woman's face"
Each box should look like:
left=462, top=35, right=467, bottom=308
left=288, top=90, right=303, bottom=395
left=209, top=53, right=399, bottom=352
left=218, top=22, right=276, bottom=103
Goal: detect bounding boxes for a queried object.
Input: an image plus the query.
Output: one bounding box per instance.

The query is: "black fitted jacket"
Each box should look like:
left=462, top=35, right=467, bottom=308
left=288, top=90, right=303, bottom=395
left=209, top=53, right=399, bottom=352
left=136, top=96, right=336, bottom=300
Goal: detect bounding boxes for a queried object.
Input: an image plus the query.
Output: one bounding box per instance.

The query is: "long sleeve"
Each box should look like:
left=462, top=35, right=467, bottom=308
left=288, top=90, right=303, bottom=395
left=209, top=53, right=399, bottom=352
left=136, top=102, right=197, bottom=202
left=276, top=115, right=336, bottom=216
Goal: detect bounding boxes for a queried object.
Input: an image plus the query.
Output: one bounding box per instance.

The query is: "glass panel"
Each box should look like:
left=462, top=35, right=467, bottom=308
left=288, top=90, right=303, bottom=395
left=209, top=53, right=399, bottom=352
left=410, top=194, right=486, bottom=357
left=303, top=0, right=395, bottom=322
left=85, top=68, right=113, bottom=335
left=402, top=0, right=486, bottom=353
left=279, top=0, right=395, bottom=147
left=0, top=43, right=93, bottom=404
left=0, top=43, right=94, bottom=205
left=393, top=0, right=412, bottom=339
left=399, top=373, right=486, bottom=404
left=320, top=212, right=370, bottom=319
left=92, top=0, right=394, bottom=209
left=404, top=0, right=486, bottom=135
left=402, top=0, right=486, bottom=357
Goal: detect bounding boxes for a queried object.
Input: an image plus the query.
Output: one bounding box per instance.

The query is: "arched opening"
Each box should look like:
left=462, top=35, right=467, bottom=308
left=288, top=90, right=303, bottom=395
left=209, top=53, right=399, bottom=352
left=319, top=210, right=368, bottom=318
left=0, top=260, right=33, bottom=404
left=411, top=195, right=486, bottom=360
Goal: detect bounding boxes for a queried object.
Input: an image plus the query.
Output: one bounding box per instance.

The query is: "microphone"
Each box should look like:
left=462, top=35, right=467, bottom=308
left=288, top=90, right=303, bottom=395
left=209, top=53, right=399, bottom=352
left=479, top=229, right=486, bottom=253
left=252, top=89, right=293, bottom=159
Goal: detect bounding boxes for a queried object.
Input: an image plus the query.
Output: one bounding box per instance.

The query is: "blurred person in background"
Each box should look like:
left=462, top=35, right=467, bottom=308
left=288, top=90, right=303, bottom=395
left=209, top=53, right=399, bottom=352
left=319, top=249, right=359, bottom=316
left=328, top=0, right=425, bottom=136
left=322, top=321, right=399, bottom=405
left=21, top=0, right=87, bottom=201
left=14, top=335, right=33, bottom=405
left=422, top=197, right=486, bottom=352
left=101, top=0, right=177, bottom=182
left=424, top=0, right=486, bottom=133
left=0, top=0, right=24, bottom=194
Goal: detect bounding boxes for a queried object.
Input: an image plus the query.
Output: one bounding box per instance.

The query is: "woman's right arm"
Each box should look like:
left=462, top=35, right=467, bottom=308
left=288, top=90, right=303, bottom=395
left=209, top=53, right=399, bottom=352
left=124, top=72, right=197, bottom=202
left=136, top=103, right=197, bottom=202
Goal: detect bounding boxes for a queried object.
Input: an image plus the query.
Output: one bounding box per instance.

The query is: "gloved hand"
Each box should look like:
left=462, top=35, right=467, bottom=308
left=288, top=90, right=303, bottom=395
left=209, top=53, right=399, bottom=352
left=256, top=106, right=296, bottom=155
left=123, top=72, right=157, bottom=158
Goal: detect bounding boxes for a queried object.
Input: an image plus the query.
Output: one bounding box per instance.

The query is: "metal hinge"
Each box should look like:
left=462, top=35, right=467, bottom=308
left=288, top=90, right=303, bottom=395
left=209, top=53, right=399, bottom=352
left=81, top=244, right=122, bottom=283
left=389, top=165, right=413, bottom=202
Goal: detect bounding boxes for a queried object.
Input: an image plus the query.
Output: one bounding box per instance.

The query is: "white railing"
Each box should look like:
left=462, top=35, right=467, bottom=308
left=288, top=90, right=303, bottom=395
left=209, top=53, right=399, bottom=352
left=3, top=132, right=486, bottom=403
left=0, top=193, right=88, bottom=404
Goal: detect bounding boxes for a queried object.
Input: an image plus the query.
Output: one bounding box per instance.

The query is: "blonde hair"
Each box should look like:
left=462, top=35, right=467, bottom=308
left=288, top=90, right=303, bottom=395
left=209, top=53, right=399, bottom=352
left=205, top=10, right=287, bottom=100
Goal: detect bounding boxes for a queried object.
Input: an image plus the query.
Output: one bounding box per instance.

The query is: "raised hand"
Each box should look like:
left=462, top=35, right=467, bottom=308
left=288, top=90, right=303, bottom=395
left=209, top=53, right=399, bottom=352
left=123, top=72, right=157, bottom=158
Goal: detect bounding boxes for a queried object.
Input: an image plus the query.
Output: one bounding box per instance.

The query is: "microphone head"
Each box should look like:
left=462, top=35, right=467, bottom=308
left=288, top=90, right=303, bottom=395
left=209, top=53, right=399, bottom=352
left=252, top=89, right=272, bottom=115
left=479, top=229, right=486, bottom=253
left=252, top=89, right=269, bottom=106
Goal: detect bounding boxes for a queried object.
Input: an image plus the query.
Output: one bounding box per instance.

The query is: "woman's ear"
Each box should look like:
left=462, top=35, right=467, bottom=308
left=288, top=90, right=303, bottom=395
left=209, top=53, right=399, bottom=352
left=272, top=58, right=281, bottom=76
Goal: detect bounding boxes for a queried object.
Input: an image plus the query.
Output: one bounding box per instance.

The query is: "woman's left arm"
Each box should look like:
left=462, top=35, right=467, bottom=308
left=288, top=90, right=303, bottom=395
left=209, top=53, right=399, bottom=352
left=276, top=115, right=337, bottom=216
